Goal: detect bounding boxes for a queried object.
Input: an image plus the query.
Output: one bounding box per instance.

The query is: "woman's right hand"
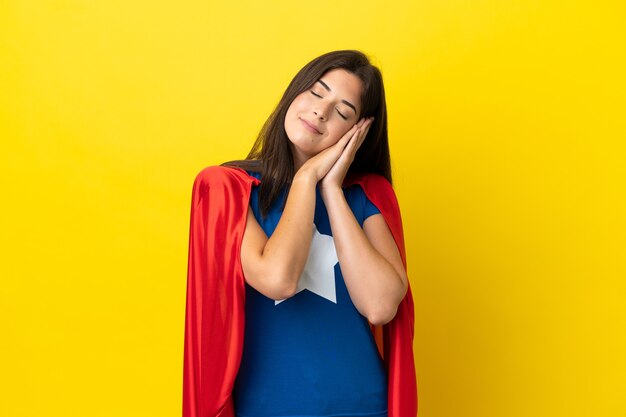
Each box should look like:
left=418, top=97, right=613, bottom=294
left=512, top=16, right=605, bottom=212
left=296, top=122, right=362, bottom=183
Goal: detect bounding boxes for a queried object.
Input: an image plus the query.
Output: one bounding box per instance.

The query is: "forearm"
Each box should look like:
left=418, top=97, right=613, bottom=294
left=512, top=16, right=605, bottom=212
left=262, top=171, right=317, bottom=294
left=322, top=186, right=406, bottom=324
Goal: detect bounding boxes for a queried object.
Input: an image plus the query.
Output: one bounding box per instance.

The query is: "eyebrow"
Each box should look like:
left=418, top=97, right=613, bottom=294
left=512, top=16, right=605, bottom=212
left=317, top=79, right=357, bottom=114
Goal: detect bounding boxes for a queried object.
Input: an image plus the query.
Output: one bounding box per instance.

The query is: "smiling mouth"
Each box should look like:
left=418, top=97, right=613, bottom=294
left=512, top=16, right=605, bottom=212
left=300, top=119, right=321, bottom=134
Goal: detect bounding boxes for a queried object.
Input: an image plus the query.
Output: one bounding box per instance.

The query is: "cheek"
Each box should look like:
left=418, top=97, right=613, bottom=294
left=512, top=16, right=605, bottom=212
left=332, top=123, right=353, bottom=141
left=321, top=124, right=350, bottom=148
left=290, top=93, right=310, bottom=111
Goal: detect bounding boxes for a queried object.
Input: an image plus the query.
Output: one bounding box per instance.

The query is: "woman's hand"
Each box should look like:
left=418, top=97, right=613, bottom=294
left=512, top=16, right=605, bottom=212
left=296, top=119, right=360, bottom=182
left=319, top=116, right=374, bottom=194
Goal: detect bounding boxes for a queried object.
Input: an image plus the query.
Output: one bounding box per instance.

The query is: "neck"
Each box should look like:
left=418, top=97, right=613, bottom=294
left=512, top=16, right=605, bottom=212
left=290, top=144, right=309, bottom=174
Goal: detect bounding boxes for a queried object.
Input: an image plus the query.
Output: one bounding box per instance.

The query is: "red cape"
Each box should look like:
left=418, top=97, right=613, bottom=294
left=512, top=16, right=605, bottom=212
left=183, top=166, right=418, bottom=417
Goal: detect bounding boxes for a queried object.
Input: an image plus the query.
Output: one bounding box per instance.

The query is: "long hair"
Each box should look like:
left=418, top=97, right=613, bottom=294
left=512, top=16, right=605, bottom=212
left=222, top=49, right=391, bottom=219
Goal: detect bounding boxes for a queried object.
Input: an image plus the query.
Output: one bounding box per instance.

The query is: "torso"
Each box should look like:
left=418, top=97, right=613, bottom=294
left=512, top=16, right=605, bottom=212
left=232, top=170, right=388, bottom=417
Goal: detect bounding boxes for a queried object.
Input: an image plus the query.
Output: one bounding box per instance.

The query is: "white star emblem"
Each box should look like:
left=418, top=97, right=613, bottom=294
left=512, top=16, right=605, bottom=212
left=275, top=224, right=338, bottom=305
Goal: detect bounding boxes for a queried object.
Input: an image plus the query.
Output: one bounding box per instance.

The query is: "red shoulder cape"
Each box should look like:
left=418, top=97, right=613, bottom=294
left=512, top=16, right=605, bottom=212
left=183, top=166, right=418, bottom=417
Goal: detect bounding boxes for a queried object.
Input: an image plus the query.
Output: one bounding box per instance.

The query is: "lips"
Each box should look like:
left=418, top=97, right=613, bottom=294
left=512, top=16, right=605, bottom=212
left=300, top=118, right=321, bottom=134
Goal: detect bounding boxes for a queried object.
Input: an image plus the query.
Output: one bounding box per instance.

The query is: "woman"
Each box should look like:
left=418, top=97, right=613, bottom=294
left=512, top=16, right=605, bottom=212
left=183, top=50, right=417, bottom=417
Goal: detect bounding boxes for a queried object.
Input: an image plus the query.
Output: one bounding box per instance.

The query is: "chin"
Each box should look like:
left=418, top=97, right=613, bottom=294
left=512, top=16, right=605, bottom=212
left=289, top=139, right=316, bottom=156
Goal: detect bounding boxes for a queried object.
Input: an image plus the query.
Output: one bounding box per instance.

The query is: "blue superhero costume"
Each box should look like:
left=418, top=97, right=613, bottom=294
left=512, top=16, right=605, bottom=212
left=233, top=170, right=386, bottom=417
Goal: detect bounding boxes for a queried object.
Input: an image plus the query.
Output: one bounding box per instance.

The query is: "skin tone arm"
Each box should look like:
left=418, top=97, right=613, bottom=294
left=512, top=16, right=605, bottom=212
left=319, top=117, right=408, bottom=326
left=321, top=192, right=408, bottom=326
left=240, top=123, right=363, bottom=300
left=240, top=175, right=315, bottom=300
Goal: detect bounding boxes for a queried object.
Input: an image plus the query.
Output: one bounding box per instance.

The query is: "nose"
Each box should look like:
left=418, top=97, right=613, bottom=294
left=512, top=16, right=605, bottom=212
left=313, top=108, right=329, bottom=121
left=313, top=99, right=332, bottom=121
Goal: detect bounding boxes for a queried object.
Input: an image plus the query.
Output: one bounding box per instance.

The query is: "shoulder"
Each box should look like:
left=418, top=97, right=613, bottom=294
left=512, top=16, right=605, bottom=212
left=346, top=172, right=403, bottom=226
left=345, top=172, right=395, bottom=198
left=191, top=165, right=259, bottom=197
left=193, top=165, right=243, bottom=185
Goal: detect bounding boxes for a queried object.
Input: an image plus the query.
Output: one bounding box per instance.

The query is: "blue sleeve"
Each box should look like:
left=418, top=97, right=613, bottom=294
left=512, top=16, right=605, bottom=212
left=345, top=185, right=381, bottom=224
left=363, top=192, right=381, bottom=221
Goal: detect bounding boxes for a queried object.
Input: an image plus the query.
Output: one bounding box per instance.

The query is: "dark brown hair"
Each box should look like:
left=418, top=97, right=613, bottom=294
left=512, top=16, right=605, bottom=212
left=222, top=49, right=391, bottom=219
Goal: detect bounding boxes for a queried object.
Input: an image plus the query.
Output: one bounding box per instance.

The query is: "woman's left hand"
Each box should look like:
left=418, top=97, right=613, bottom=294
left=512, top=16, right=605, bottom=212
left=319, top=116, right=374, bottom=195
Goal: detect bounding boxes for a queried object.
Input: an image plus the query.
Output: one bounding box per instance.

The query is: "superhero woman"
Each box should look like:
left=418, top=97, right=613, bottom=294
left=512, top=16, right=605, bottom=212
left=183, top=49, right=417, bottom=417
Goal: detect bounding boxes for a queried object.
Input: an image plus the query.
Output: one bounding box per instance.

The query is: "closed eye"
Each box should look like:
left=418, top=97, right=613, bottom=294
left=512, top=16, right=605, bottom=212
left=310, top=91, right=348, bottom=120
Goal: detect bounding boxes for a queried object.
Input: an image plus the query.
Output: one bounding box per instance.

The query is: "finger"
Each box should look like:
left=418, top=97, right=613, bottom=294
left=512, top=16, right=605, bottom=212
left=353, top=123, right=367, bottom=142
left=327, top=125, right=359, bottom=163
left=361, top=125, right=371, bottom=141
left=353, top=123, right=370, bottom=149
left=343, top=123, right=360, bottom=141
left=331, top=123, right=363, bottom=164
left=360, top=119, right=373, bottom=137
left=338, top=124, right=360, bottom=149
left=346, top=119, right=372, bottom=155
left=345, top=127, right=363, bottom=152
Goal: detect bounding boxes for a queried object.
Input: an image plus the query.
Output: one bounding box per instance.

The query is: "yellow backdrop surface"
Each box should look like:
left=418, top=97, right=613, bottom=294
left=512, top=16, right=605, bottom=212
left=1, top=1, right=624, bottom=416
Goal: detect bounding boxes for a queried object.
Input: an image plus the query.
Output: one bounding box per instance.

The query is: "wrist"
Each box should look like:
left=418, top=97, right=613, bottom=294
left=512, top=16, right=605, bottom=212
left=320, top=183, right=344, bottom=201
left=293, top=169, right=318, bottom=188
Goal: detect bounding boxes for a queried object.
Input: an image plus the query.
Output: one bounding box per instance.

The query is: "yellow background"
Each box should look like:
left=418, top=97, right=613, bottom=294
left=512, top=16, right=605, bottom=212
left=1, top=1, right=624, bottom=416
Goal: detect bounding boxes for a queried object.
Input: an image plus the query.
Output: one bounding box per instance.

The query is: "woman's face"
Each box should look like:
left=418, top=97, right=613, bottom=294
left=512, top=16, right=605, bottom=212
left=284, top=68, right=363, bottom=168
